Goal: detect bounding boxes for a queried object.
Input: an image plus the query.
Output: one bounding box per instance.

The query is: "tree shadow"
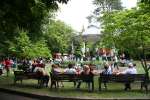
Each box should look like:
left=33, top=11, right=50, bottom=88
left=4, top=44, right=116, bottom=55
left=49, top=87, right=150, bottom=94
left=9, top=83, right=42, bottom=89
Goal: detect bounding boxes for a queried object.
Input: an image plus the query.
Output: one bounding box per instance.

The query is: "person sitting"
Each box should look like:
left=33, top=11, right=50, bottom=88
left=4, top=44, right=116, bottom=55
left=74, top=64, right=83, bottom=75
left=31, top=60, right=37, bottom=72
left=36, top=68, right=49, bottom=87
left=37, top=61, right=45, bottom=68
left=33, top=60, right=46, bottom=73
left=64, top=64, right=77, bottom=74
left=101, top=62, right=112, bottom=75
left=100, top=62, right=113, bottom=89
left=116, top=62, right=137, bottom=90
left=31, top=60, right=49, bottom=87
left=51, top=64, right=64, bottom=88
left=51, top=64, right=64, bottom=75
left=116, top=62, right=137, bottom=75
left=77, top=65, right=94, bottom=92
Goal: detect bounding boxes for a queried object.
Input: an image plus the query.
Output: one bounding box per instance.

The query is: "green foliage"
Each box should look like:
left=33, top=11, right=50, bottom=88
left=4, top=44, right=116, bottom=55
left=0, top=0, right=70, bottom=55
left=0, top=0, right=70, bottom=34
left=98, top=3, right=150, bottom=59
left=8, top=30, right=51, bottom=58
left=28, top=39, right=51, bottom=58
left=73, top=34, right=83, bottom=58
left=8, top=30, right=31, bottom=58
left=74, top=45, right=82, bottom=58
left=140, top=0, right=150, bottom=4
left=44, top=20, right=75, bottom=53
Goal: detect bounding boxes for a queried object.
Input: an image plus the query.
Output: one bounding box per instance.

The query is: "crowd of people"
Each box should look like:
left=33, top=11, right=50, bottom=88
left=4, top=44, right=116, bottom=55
left=51, top=63, right=96, bottom=90
left=51, top=63, right=100, bottom=76
left=0, top=57, right=47, bottom=76
left=0, top=56, right=140, bottom=91
left=50, top=60, right=137, bottom=91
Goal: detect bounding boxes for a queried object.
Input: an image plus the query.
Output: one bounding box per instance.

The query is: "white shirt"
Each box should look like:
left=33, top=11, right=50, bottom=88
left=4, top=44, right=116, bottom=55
left=122, top=67, right=137, bottom=74
left=108, top=66, right=112, bottom=73
left=64, top=68, right=76, bottom=74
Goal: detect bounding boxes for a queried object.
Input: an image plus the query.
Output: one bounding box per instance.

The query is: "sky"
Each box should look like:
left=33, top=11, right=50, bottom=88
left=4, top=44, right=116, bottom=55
left=56, top=0, right=137, bottom=32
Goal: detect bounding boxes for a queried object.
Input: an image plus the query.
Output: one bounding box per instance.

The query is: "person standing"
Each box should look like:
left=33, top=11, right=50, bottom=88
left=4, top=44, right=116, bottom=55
left=113, top=55, right=119, bottom=70
left=4, top=58, right=12, bottom=76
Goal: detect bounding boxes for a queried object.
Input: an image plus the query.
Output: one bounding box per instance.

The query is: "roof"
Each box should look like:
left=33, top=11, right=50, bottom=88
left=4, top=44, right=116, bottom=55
left=82, top=25, right=100, bottom=35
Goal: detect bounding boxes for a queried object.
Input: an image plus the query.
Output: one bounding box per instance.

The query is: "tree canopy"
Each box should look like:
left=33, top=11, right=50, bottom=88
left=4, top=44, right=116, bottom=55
left=0, top=0, right=70, bottom=40
left=140, top=0, right=150, bottom=3
left=44, top=20, right=75, bottom=54
left=8, top=30, right=51, bottom=58
left=0, top=0, right=75, bottom=58
left=93, top=0, right=122, bottom=15
left=95, top=1, right=150, bottom=76
left=98, top=3, right=150, bottom=59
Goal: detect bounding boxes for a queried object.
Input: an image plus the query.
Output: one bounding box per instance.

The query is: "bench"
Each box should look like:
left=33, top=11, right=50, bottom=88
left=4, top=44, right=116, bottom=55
left=14, top=71, right=44, bottom=87
left=50, top=72, right=94, bottom=91
left=99, top=74, right=149, bottom=92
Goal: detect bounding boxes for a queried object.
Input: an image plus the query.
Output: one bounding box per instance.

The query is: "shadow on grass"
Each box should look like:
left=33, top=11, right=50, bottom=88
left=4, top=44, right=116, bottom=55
left=49, top=87, right=90, bottom=93
left=0, top=83, right=149, bottom=99
left=5, top=82, right=149, bottom=94
left=8, top=83, right=42, bottom=89
left=99, top=89, right=150, bottom=94
left=49, top=86, right=149, bottom=94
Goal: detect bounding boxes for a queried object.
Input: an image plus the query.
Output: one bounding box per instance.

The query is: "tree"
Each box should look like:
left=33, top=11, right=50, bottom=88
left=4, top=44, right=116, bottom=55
left=30, top=40, right=51, bottom=58
left=140, top=0, right=150, bottom=3
left=92, top=0, right=123, bottom=48
left=0, top=0, right=70, bottom=34
left=8, top=30, right=32, bottom=58
left=44, top=20, right=75, bottom=54
left=8, top=30, right=51, bottom=58
left=72, top=32, right=84, bottom=60
left=0, top=0, right=70, bottom=54
left=74, top=42, right=82, bottom=60
left=93, top=0, right=122, bottom=14
left=98, top=3, right=150, bottom=79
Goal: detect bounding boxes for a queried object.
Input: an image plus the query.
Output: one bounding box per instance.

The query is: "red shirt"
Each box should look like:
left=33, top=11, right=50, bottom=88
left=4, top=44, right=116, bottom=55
left=37, top=63, right=45, bottom=68
left=4, top=60, right=11, bottom=68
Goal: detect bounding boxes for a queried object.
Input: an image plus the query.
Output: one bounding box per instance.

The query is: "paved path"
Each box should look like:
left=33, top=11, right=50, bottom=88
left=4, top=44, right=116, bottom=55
left=0, top=91, right=39, bottom=100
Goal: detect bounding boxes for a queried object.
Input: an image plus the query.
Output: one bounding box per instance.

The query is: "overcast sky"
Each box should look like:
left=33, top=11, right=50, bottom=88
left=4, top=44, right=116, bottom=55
left=56, top=0, right=137, bottom=32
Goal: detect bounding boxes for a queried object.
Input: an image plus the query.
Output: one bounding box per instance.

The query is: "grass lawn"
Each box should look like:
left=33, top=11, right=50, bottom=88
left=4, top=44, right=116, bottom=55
left=0, top=61, right=149, bottom=99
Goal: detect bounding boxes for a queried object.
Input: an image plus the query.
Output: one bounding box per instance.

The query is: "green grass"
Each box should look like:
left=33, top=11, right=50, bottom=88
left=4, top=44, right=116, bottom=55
left=134, top=61, right=145, bottom=74
left=0, top=75, right=149, bottom=99
left=0, top=61, right=149, bottom=99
